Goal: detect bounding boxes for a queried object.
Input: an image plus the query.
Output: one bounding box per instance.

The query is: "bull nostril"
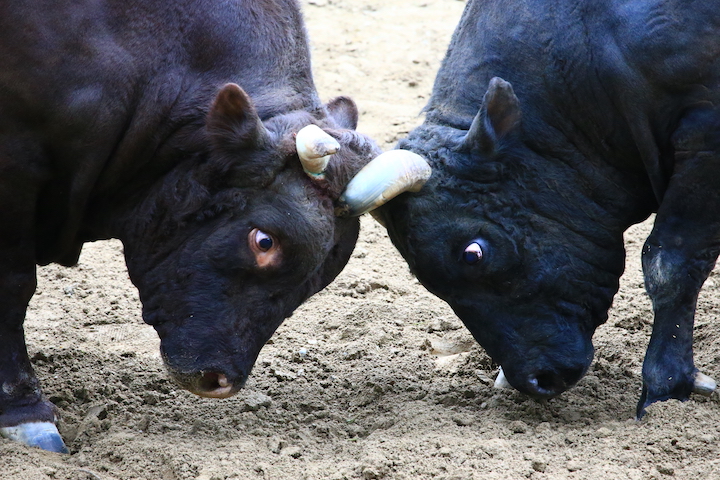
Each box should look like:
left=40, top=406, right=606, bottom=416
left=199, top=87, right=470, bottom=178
left=525, top=371, right=565, bottom=398
left=196, top=372, right=235, bottom=398
left=526, top=366, right=586, bottom=399
left=533, top=371, right=564, bottom=395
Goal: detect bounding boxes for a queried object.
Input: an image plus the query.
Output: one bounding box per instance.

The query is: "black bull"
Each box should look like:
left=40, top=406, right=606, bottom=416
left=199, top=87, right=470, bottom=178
left=375, top=0, right=720, bottom=417
left=0, top=0, right=428, bottom=452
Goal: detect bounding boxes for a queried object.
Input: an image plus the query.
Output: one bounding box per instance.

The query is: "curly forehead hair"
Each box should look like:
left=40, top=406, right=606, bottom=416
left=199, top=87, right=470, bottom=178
left=398, top=124, right=532, bottom=237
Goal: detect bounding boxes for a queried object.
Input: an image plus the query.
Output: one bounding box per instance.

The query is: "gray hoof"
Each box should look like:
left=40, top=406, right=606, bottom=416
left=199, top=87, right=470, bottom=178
left=0, top=422, right=69, bottom=453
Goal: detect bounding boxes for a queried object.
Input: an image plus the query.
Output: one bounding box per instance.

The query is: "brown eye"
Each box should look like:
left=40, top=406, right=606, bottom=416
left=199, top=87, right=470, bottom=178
left=463, top=242, right=483, bottom=265
left=249, top=228, right=280, bottom=268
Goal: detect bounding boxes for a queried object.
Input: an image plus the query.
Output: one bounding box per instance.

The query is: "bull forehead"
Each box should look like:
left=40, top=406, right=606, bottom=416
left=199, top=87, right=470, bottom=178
left=401, top=195, right=517, bottom=250
left=267, top=168, right=335, bottom=219
left=246, top=190, right=335, bottom=246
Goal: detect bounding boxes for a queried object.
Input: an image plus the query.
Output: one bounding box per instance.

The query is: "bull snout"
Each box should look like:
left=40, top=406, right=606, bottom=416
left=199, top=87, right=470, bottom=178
left=472, top=310, right=596, bottom=400
left=154, top=316, right=267, bottom=400
left=497, top=359, right=591, bottom=399
left=158, top=336, right=252, bottom=399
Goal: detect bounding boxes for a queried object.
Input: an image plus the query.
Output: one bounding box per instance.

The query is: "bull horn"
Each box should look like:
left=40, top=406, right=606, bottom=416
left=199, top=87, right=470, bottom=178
left=494, top=367, right=512, bottom=389
left=335, top=150, right=431, bottom=217
left=296, top=124, right=340, bottom=180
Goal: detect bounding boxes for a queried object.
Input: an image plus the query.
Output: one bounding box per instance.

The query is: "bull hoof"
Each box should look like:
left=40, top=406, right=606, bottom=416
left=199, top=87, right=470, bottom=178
left=636, top=371, right=714, bottom=420
left=0, top=422, right=69, bottom=453
left=693, top=371, right=717, bottom=396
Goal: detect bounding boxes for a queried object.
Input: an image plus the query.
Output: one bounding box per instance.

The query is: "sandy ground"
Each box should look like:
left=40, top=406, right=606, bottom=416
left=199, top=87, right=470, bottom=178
left=2, top=0, right=720, bottom=479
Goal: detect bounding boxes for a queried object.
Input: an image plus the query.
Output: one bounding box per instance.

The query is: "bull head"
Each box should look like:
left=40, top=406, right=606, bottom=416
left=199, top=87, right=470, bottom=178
left=134, top=83, right=432, bottom=400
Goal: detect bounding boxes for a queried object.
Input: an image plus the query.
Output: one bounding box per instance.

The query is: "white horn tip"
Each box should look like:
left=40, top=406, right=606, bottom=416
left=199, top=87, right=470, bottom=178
left=494, top=367, right=512, bottom=389
left=693, top=371, right=717, bottom=396
left=296, top=124, right=340, bottom=178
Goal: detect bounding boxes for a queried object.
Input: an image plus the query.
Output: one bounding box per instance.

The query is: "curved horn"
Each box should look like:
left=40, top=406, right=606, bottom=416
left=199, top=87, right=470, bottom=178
left=335, top=150, right=431, bottom=217
left=296, top=124, right=340, bottom=180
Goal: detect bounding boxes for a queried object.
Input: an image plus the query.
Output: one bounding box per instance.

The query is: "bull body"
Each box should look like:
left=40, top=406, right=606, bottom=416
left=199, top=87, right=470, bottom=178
left=0, top=0, right=382, bottom=451
left=376, top=0, right=720, bottom=416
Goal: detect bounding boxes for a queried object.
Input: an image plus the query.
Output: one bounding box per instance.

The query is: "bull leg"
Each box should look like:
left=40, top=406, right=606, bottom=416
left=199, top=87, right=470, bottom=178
left=0, top=327, right=67, bottom=453
left=0, top=269, right=68, bottom=453
left=0, top=166, right=67, bottom=452
left=0, top=267, right=68, bottom=452
left=638, top=120, right=720, bottom=418
left=639, top=234, right=718, bottom=418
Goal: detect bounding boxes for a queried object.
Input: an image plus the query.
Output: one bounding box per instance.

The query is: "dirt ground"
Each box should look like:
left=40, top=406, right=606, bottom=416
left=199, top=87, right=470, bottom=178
left=2, top=0, right=720, bottom=479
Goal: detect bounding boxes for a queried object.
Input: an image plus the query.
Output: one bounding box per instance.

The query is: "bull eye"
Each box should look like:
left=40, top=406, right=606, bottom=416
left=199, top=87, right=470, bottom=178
left=256, top=231, right=273, bottom=251
left=251, top=229, right=274, bottom=252
left=462, top=242, right=483, bottom=265
left=248, top=228, right=280, bottom=268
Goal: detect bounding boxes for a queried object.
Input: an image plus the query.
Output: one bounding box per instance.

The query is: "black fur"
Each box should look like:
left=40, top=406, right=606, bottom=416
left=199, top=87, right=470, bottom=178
left=378, top=0, right=720, bottom=416
left=0, top=0, right=380, bottom=431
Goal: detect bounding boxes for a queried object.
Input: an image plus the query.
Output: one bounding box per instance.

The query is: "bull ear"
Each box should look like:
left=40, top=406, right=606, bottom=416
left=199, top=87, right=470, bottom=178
left=207, top=83, right=270, bottom=149
left=326, top=96, right=359, bottom=130
left=462, top=77, right=521, bottom=153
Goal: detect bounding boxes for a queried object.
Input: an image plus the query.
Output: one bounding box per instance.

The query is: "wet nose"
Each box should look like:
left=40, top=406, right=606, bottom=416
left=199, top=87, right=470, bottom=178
left=524, top=366, right=586, bottom=399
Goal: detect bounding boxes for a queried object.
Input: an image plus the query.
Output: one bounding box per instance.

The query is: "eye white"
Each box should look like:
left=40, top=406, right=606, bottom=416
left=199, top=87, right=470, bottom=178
left=463, top=242, right=483, bottom=265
